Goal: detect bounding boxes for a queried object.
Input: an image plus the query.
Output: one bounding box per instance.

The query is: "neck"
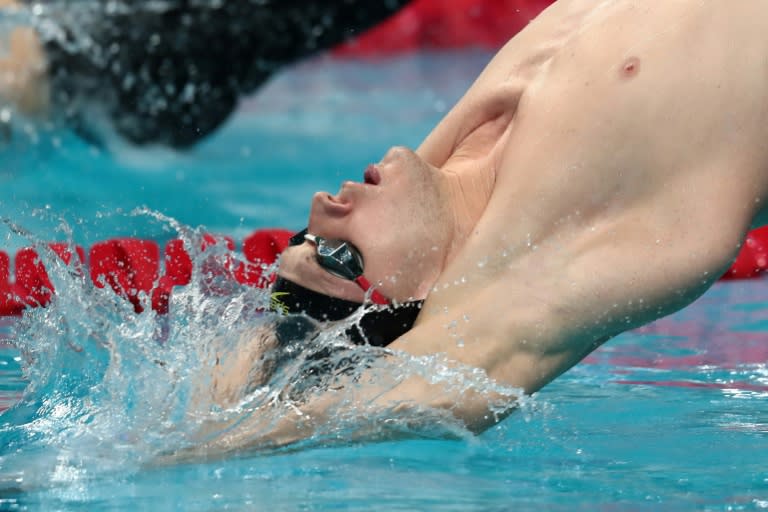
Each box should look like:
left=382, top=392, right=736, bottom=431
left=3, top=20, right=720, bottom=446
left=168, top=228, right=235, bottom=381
left=441, top=168, right=495, bottom=266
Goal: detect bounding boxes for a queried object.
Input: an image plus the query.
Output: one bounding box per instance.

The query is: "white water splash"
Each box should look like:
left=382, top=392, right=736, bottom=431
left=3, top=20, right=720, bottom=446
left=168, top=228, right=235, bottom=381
left=0, top=210, right=524, bottom=491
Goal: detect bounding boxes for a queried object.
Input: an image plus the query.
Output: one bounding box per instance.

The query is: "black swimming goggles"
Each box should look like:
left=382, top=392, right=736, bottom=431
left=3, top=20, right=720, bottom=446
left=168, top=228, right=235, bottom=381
left=289, top=228, right=389, bottom=305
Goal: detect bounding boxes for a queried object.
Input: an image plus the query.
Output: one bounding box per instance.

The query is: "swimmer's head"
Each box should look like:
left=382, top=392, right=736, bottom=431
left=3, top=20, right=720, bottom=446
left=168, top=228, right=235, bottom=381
left=273, top=145, right=476, bottom=344
left=297, top=146, right=453, bottom=301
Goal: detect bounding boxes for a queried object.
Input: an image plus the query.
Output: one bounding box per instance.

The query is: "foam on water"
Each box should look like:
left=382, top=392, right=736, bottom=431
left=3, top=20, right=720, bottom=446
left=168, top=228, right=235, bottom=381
left=0, top=210, right=524, bottom=492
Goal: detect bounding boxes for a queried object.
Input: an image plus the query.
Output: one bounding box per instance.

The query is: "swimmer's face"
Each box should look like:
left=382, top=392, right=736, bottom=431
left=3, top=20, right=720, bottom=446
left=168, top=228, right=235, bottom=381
left=284, top=146, right=451, bottom=301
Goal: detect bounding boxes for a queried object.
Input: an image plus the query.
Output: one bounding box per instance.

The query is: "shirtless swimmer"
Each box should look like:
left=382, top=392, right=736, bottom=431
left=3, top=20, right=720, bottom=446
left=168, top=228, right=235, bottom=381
left=189, top=0, right=768, bottom=452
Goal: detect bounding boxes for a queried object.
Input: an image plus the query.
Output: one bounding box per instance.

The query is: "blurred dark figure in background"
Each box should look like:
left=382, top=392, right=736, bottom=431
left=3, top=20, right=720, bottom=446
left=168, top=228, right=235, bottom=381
left=0, top=0, right=411, bottom=147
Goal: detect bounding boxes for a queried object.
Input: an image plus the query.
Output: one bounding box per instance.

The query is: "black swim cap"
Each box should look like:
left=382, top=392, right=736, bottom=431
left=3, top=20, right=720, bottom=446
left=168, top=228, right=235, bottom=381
left=271, top=276, right=422, bottom=347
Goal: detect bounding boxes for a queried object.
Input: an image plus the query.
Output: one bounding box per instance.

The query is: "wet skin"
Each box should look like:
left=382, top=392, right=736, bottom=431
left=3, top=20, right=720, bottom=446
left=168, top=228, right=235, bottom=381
left=202, top=0, right=768, bottom=450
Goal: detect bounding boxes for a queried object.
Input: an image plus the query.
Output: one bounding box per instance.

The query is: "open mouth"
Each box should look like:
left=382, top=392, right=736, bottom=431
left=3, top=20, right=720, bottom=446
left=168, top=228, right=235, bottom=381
left=363, top=164, right=381, bottom=185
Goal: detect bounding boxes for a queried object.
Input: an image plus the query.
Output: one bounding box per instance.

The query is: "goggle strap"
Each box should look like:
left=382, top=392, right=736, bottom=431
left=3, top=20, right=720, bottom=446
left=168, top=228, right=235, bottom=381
left=354, top=276, right=389, bottom=305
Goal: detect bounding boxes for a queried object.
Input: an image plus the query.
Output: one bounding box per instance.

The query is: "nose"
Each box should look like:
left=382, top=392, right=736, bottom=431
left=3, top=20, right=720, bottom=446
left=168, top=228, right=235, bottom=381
left=380, top=146, right=415, bottom=164
left=310, top=191, right=351, bottom=218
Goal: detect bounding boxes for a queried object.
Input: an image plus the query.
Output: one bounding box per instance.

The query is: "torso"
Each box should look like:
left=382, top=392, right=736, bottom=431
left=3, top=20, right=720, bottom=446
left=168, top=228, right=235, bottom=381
left=400, top=0, right=768, bottom=392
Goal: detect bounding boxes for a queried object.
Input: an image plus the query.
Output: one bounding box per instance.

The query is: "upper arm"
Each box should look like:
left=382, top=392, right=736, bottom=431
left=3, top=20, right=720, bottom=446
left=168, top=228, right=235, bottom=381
left=379, top=298, right=538, bottom=431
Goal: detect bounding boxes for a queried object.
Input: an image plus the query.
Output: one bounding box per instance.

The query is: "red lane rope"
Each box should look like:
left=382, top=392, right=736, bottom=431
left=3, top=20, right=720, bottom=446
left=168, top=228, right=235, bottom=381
left=0, top=229, right=293, bottom=317
left=1, top=226, right=766, bottom=317
left=333, top=0, right=555, bottom=57
left=721, top=226, right=768, bottom=280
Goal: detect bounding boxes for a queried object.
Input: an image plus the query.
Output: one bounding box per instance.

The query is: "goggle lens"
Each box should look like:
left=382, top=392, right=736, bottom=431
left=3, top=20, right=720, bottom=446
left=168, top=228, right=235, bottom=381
left=288, top=228, right=389, bottom=305
left=306, top=233, right=364, bottom=281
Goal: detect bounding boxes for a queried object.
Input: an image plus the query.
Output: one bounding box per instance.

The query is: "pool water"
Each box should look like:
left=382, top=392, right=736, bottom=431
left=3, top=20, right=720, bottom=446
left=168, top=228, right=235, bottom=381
left=1, top=50, right=767, bottom=511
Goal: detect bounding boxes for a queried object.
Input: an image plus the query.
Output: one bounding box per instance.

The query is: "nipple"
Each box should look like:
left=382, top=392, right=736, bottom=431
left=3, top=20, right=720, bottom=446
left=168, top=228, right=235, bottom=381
left=620, top=57, right=641, bottom=79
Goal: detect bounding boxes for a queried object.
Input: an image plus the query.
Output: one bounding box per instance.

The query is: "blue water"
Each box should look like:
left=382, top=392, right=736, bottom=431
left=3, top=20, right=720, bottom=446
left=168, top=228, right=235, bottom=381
left=1, top=50, right=767, bottom=511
